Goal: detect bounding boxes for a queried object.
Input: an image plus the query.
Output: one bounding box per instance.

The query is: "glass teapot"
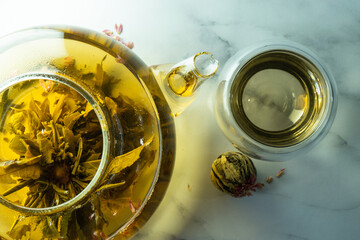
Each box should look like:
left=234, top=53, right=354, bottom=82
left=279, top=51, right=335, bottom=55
left=0, top=26, right=218, bottom=239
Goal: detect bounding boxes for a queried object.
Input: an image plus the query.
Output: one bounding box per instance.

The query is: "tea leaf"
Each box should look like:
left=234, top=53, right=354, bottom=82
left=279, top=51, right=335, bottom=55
left=40, top=97, right=51, bottom=121
left=62, top=126, right=77, bottom=154
left=68, top=182, right=77, bottom=199
left=27, top=110, right=40, bottom=134
left=0, top=173, right=17, bottom=184
left=9, top=112, right=25, bottom=133
left=53, top=192, right=60, bottom=206
left=52, top=95, right=66, bottom=123
left=86, top=153, right=101, bottom=162
left=71, top=137, right=83, bottom=175
left=29, top=191, right=45, bottom=208
left=58, top=211, right=72, bottom=237
left=99, top=183, right=134, bottom=215
left=81, top=159, right=100, bottom=168
left=105, top=135, right=153, bottom=177
left=51, top=183, right=69, bottom=196
left=16, top=155, right=42, bottom=166
left=28, top=98, right=40, bottom=112
left=0, top=156, right=42, bottom=176
left=2, top=179, right=34, bottom=197
left=9, top=165, right=41, bottom=180
left=63, top=111, right=82, bottom=130
left=96, top=181, right=125, bottom=193
left=90, top=196, right=108, bottom=231
left=9, top=136, right=27, bottom=155
left=7, top=222, right=31, bottom=240
left=79, top=159, right=100, bottom=181
left=23, top=138, right=40, bottom=158
left=49, top=120, right=62, bottom=150
left=95, top=55, right=108, bottom=88
left=72, top=178, right=88, bottom=190
left=42, top=187, right=54, bottom=208
left=41, top=216, right=60, bottom=239
left=38, top=136, right=54, bottom=164
left=105, top=97, right=118, bottom=116
left=63, top=96, right=80, bottom=115
left=95, top=63, right=104, bottom=88
left=81, top=102, right=93, bottom=118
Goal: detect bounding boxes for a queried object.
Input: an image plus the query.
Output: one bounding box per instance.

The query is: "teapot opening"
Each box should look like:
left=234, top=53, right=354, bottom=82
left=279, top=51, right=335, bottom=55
left=0, top=72, right=111, bottom=215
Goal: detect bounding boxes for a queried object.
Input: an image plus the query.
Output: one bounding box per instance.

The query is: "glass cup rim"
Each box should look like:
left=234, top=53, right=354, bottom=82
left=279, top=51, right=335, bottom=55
left=216, top=40, right=338, bottom=161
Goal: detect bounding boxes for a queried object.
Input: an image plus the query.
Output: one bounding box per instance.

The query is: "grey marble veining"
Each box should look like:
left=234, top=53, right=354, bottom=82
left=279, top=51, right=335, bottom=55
left=0, top=0, right=360, bottom=239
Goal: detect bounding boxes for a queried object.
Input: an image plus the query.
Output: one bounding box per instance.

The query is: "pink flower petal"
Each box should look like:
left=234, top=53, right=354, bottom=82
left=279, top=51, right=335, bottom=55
left=102, top=29, right=113, bottom=36
left=115, top=24, right=123, bottom=34
left=129, top=200, right=136, bottom=213
left=266, top=176, right=273, bottom=183
left=115, top=54, right=125, bottom=64
left=276, top=168, right=286, bottom=178
left=126, top=41, right=134, bottom=49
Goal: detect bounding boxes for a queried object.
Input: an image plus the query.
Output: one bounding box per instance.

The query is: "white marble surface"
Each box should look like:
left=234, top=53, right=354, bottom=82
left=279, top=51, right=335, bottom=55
left=1, top=0, right=360, bottom=239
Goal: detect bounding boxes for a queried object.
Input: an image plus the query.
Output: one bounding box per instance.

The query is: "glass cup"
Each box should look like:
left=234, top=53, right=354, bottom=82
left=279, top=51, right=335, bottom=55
left=215, top=41, right=338, bottom=161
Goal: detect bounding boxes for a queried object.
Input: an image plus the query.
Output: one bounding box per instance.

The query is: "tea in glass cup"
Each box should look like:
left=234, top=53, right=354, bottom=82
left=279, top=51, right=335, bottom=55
left=215, top=41, right=337, bottom=161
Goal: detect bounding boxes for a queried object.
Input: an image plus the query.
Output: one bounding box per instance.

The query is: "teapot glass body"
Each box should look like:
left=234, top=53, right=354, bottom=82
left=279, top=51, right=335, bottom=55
left=0, top=26, right=179, bottom=239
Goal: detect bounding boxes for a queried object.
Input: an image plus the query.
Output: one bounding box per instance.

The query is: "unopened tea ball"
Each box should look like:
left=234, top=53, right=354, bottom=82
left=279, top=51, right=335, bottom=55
left=210, top=152, right=261, bottom=197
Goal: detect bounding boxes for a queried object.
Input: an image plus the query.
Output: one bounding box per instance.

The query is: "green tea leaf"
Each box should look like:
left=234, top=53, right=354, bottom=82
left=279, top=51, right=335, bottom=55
left=71, top=137, right=83, bottom=175
left=27, top=110, right=40, bottom=133
left=63, top=96, right=80, bottom=115
left=63, top=111, right=82, bottom=130
left=62, top=126, right=77, bottom=154
left=0, top=173, right=16, bottom=184
left=96, top=181, right=125, bottom=193
left=49, top=120, right=60, bottom=149
left=78, top=159, right=100, bottom=182
left=9, top=112, right=25, bottom=133
left=95, top=63, right=104, bottom=88
left=16, top=155, right=42, bottom=166
left=38, top=136, right=54, bottom=164
left=51, top=183, right=69, bottom=196
left=81, top=159, right=100, bottom=168
left=52, top=95, right=65, bottom=123
left=40, top=97, right=51, bottom=121
left=104, top=97, right=118, bottom=116
left=90, top=195, right=108, bottom=230
left=83, top=102, right=93, bottom=117
left=105, top=135, right=154, bottom=177
left=9, top=136, right=27, bottom=155
left=29, top=98, right=45, bottom=122
left=99, top=183, right=134, bottom=214
left=10, top=165, right=41, bottom=180
left=2, top=179, right=34, bottom=197
left=86, top=153, right=101, bottom=162
left=75, top=202, right=97, bottom=239
left=7, top=222, right=31, bottom=240
left=59, top=211, right=72, bottom=237
left=41, top=216, right=60, bottom=239
left=0, top=156, right=42, bottom=176
left=72, top=178, right=88, bottom=190
left=95, top=55, right=108, bottom=88
left=80, top=159, right=100, bottom=172
left=23, top=138, right=40, bottom=158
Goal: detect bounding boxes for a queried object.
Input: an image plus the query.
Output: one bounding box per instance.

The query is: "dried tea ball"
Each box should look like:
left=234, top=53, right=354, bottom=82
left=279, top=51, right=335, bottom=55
left=210, top=152, right=263, bottom=197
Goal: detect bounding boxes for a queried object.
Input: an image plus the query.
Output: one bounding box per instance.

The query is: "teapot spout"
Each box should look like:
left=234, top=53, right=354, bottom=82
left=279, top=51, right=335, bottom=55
left=150, top=52, right=218, bottom=117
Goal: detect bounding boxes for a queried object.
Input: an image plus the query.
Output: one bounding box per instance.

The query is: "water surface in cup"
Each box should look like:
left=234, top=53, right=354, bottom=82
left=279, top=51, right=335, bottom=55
left=230, top=50, right=327, bottom=147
